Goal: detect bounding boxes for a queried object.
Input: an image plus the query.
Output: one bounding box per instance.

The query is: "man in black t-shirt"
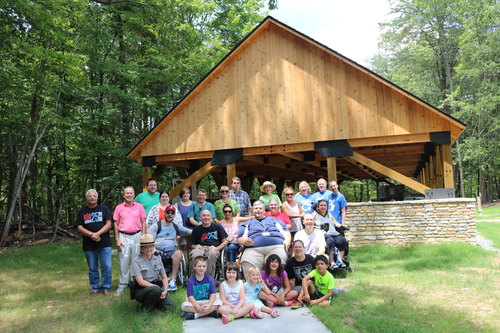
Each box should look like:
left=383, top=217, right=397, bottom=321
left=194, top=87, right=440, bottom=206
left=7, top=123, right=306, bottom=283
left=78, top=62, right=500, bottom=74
left=75, top=189, right=113, bottom=295
left=190, top=209, right=228, bottom=278
left=286, top=240, right=315, bottom=294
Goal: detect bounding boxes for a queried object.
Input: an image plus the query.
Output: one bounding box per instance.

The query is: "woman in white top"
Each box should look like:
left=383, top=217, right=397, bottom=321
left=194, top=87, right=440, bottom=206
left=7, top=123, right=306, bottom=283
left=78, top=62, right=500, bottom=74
left=281, top=187, right=305, bottom=237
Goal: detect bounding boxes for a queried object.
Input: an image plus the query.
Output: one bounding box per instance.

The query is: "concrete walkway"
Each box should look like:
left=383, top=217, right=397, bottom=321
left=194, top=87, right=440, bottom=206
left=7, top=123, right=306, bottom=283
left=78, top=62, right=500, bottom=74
left=183, top=305, right=331, bottom=333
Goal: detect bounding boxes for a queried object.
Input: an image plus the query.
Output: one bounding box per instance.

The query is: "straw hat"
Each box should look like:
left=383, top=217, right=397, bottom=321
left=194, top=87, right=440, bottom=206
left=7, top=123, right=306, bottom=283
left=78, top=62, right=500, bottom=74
left=260, top=181, right=276, bottom=192
left=136, top=233, right=158, bottom=246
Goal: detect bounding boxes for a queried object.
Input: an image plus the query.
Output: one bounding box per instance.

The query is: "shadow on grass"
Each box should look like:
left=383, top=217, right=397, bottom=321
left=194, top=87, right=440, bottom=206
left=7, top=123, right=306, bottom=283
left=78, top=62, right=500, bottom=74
left=313, top=283, right=497, bottom=333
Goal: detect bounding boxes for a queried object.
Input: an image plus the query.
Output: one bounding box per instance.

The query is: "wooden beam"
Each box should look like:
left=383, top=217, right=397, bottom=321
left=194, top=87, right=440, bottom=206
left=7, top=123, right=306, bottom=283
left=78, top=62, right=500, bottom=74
left=142, top=167, right=152, bottom=189
left=227, top=163, right=236, bottom=187
left=441, top=145, right=454, bottom=188
left=327, top=157, right=337, bottom=181
left=345, top=151, right=430, bottom=194
left=169, top=161, right=218, bottom=198
left=152, top=165, right=167, bottom=182
left=348, top=133, right=430, bottom=148
left=344, top=158, right=378, bottom=179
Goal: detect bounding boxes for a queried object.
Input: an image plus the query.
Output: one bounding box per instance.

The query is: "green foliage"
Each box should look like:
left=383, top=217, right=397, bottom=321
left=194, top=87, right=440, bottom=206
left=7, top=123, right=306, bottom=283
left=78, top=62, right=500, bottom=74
left=476, top=222, right=500, bottom=249
left=0, top=0, right=267, bottom=235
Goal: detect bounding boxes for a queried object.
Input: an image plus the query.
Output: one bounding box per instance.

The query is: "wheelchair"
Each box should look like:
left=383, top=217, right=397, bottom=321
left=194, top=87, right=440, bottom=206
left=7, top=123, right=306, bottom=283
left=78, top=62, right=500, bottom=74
left=155, top=249, right=187, bottom=288
left=187, top=246, right=229, bottom=283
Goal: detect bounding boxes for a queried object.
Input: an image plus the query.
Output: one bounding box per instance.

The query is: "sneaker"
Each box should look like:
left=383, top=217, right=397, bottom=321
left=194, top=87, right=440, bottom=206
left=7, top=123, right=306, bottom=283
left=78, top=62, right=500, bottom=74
left=184, top=312, right=197, bottom=320
left=253, top=306, right=265, bottom=319
left=330, top=263, right=338, bottom=269
left=290, top=301, right=304, bottom=309
left=284, top=300, right=295, bottom=307
left=270, top=309, right=281, bottom=318
left=102, top=290, right=111, bottom=296
left=208, top=310, right=220, bottom=318
left=265, top=300, right=275, bottom=308
left=168, top=279, right=177, bottom=291
left=221, top=314, right=234, bottom=324
left=115, top=286, right=125, bottom=294
left=90, top=291, right=99, bottom=296
left=180, top=311, right=188, bottom=318
left=336, top=260, right=343, bottom=267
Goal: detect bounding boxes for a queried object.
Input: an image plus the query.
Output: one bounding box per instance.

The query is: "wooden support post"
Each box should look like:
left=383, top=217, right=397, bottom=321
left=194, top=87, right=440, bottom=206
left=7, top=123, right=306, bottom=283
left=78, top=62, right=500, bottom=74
left=143, top=167, right=152, bottom=190
left=169, top=161, right=218, bottom=198
left=152, top=165, right=167, bottom=183
left=227, top=164, right=236, bottom=187
left=434, top=147, right=444, bottom=188
left=327, top=157, right=337, bottom=182
left=429, top=155, right=436, bottom=189
left=441, top=144, right=454, bottom=188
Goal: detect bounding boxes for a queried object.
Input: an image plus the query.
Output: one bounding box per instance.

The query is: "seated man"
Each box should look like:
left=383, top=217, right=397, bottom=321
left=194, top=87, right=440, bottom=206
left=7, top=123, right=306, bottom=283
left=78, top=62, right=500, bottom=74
left=149, top=205, right=191, bottom=291
left=237, top=200, right=290, bottom=280
left=190, top=209, right=228, bottom=278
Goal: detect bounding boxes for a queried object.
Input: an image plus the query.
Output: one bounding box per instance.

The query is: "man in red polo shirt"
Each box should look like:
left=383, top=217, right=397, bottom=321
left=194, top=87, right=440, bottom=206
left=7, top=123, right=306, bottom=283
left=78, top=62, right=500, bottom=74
left=113, top=186, right=147, bottom=294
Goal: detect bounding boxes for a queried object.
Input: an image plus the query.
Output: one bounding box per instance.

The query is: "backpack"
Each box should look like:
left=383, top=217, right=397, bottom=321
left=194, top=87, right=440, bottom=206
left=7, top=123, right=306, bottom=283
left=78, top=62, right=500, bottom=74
left=155, top=220, right=179, bottom=238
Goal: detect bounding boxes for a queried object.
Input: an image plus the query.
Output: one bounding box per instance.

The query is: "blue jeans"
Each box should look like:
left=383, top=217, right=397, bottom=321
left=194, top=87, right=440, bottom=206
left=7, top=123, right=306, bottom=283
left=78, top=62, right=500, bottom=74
left=225, top=243, right=240, bottom=262
left=84, top=247, right=112, bottom=292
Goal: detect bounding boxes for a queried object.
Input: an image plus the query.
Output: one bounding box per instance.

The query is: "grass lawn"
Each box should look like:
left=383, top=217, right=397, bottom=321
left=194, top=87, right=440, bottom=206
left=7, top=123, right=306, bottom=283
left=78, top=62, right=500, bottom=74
left=476, top=204, right=500, bottom=220
left=1, top=238, right=500, bottom=332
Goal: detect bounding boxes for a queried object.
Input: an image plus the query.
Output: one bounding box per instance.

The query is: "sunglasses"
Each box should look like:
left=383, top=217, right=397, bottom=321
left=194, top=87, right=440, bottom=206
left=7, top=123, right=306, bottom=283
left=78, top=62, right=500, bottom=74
left=221, top=190, right=229, bottom=193
left=223, top=210, right=232, bottom=213
left=285, top=193, right=294, bottom=196
left=165, top=211, right=175, bottom=215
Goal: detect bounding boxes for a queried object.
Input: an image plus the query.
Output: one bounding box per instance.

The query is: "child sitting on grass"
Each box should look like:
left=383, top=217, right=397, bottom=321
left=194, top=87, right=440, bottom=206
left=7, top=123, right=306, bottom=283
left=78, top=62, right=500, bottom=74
left=259, top=254, right=298, bottom=307
left=244, top=266, right=280, bottom=318
left=299, top=255, right=348, bottom=306
left=180, top=256, right=222, bottom=320
left=219, top=262, right=263, bottom=323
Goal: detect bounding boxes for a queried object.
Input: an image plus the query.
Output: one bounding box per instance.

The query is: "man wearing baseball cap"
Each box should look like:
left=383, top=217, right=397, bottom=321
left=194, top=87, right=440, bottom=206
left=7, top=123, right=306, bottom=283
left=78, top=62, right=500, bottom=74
left=148, top=205, right=191, bottom=291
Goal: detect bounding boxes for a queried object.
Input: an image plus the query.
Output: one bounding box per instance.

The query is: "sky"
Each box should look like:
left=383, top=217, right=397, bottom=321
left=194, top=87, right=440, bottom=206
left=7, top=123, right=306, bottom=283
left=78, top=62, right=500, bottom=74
left=268, top=0, right=393, bottom=66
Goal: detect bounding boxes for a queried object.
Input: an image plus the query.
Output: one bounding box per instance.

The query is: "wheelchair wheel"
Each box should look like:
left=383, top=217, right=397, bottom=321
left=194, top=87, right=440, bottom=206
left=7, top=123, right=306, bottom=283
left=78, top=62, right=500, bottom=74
left=177, top=255, right=187, bottom=287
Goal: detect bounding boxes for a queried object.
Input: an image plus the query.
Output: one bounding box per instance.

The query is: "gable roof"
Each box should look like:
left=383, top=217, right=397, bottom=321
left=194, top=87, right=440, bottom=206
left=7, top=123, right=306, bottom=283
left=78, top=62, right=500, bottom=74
left=127, top=16, right=466, bottom=187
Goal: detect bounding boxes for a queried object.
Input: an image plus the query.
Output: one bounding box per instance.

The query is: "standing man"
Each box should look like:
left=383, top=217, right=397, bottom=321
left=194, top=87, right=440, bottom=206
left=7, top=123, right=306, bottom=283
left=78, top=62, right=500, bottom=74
left=190, top=210, right=228, bottom=278
left=311, top=178, right=332, bottom=204
left=134, top=178, right=160, bottom=215
left=328, top=180, right=348, bottom=226
left=114, top=186, right=147, bottom=294
left=75, top=189, right=113, bottom=296
left=229, top=177, right=252, bottom=217
left=188, top=189, right=216, bottom=227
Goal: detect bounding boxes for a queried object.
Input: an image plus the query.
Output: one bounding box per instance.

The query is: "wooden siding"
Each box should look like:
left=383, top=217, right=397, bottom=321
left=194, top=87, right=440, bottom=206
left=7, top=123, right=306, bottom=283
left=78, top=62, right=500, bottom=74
left=136, top=20, right=464, bottom=159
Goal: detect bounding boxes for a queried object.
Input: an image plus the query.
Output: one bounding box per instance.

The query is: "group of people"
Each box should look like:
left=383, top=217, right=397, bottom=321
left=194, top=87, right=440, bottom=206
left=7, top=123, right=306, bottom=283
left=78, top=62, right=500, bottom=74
left=74, top=176, right=350, bottom=316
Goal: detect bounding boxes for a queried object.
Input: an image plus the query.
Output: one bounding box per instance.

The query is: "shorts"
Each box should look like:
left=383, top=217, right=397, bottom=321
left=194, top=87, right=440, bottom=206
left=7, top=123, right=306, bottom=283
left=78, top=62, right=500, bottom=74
left=157, top=247, right=179, bottom=257
left=247, top=298, right=265, bottom=310
left=311, top=289, right=332, bottom=304
left=181, top=296, right=223, bottom=311
left=240, top=245, right=287, bottom=270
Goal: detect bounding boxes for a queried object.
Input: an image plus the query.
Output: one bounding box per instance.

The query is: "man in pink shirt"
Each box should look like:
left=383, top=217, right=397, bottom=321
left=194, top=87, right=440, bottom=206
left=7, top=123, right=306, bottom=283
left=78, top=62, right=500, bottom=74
left=113, top=186, right=147, bottom=294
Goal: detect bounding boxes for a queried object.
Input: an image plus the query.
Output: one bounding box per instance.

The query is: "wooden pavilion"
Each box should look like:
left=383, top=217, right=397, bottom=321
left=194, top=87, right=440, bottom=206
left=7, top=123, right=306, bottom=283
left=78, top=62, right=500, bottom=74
left=127, top=16, right=467, bottom=198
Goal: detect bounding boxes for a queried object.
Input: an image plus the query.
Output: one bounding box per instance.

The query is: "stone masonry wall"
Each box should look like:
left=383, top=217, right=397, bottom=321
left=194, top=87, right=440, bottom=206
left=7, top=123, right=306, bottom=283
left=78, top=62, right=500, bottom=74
left=345, top=198, right=476, bottom=247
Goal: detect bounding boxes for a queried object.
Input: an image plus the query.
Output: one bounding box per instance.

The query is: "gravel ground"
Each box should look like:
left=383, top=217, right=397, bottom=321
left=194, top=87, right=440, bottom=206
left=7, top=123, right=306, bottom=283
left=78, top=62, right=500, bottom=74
left=476, top=234, right=500, bottom=252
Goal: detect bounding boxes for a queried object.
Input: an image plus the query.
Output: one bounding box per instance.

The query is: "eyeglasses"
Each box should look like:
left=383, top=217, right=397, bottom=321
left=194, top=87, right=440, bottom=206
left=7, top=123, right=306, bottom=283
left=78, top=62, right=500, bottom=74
left=285, top=193, right=294, bottom=196
left=166, top=211, right=175, bottom=215
left=223, top=210, right=232, bottom=214
left=233, top=182, right=240, bottom=184
left=221, top=190, right=229, bottom=193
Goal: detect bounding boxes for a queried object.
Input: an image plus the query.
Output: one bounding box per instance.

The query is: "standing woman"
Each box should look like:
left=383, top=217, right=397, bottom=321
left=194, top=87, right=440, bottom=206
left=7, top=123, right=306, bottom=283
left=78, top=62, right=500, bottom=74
left=281, top=187, right=305, bottom=238
left=258, top=181, right=282, bottom=208
left=174, top=188, right=195, bottom=258
left=146, top=191, right=173, bottom=230
left=214, top=185, right=240, bottom=223
left=295, top=181, right=314, bottom=214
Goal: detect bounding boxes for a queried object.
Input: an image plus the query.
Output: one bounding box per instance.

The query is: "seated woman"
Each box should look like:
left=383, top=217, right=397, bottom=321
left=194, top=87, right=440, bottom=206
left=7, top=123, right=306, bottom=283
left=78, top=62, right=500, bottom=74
left=213, top=185, right=240, bottom=223
left=293, top=214, right=326, bottom=257
left=237, top=200, right=290, bottom=280
left=130, top=234, right=177, bottom=313
left=220, top=204, right=253, bottom=262
left=312, top=200, right=349, bottom=268
left=264, top=198, right=291, bottom=230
